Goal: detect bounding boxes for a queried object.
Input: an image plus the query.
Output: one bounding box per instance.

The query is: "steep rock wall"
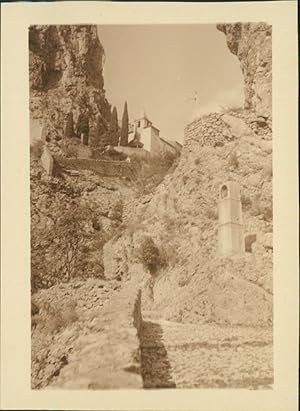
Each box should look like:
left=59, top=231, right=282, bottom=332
left=217, top=23, right=272, bottom=118
left=29, top=25, right=111, bottom=143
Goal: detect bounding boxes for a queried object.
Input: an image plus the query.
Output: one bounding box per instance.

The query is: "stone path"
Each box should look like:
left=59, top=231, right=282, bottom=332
left=140, top=315, right=273, bottom=389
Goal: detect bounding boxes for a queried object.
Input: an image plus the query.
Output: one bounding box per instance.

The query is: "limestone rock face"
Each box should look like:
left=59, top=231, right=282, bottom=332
left=29, top=25, right=111, bottom=143
left=217, top=23, right=272, bottom=119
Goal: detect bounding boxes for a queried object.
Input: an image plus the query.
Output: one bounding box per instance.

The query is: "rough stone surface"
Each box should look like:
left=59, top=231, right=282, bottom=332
left=29, top=25, right=111, bottom=146
left=217, top=23, right=272, bottom=119
left=32, top=278, right=142, bottom=389
left=56, top=157, right=139, bottom=179
left=141, top=314, right=273, bottom=389
left=49, top=278, right=143, bottom=389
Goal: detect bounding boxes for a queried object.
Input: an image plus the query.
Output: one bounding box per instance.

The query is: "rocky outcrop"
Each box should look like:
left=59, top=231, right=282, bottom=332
left=217, top=23, right=272, bottom=118
left=29, top=25, right=111, bottom=143
left=104, top=107, right=273, bottom=326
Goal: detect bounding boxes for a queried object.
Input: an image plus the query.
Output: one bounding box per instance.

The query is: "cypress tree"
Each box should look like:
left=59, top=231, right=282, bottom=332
left=120, top=101, right=129, bottom=146
left=94, top=113, right=109, bottom=148
left=65, top=111, right=75, bottom=138
left=109, top=106, right=119, bottom=146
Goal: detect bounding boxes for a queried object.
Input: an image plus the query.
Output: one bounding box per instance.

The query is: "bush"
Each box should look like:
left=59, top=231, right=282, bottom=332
left=36, top=299, right=78, bottom=334
left=262, top=163, right=273, bottom=180
left=163, top=214, right=177, bottom=231
left=30, top=140, right=44, bottom=160
left=138, top=236, right=162, bottom=275
left=64, top=112, right=75, bottom=138
left=250, top=194, right=272, bottom=221
left=220, top=104, right=243, bottom=114
left=90, top=147, right=105, bottom=159
left=228, top=151, right=239, bottom=168
left=241, top=194, right=252, bottom=210
left=262, top=205, right=273, bottom=222
left=31, top=203, right=93, bottom=291
left=205, top=207, right=218, bottom=220
left=182, top=175, right=188, bottom=185
left=63, top=144, right=78, bottom=159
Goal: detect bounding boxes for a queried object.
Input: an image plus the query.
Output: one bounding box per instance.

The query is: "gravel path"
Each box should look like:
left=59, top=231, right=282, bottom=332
left=140, top=315, right=273, bottom=389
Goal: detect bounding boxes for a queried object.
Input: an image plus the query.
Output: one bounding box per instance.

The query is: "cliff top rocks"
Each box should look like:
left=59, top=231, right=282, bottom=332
left=217, top=23, right=272, bottom=119
left=29, top=25, right=111, bottom=146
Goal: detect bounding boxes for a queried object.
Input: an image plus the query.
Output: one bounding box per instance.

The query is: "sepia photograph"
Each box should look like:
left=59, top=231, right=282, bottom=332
left=1, top=1, right=298, bottom=410
left=29, top=22, right=274, bottom=390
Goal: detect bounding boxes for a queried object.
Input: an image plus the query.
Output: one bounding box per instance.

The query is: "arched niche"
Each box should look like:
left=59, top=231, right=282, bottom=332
left=220, top=184, right=228, bottom=199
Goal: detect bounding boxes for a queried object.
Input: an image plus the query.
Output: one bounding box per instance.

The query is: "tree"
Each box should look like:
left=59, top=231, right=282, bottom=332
left=31, top=203, right=93, bottom=291
left=64, top=111, right=75, bottom=138
left=120, top=101, right=129, bottom=146
left=109, top=106, right=119, bottom=146
left=92, top=113, right=109, bottom=149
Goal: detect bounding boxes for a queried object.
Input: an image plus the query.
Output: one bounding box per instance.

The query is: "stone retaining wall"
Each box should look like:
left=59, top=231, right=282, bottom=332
left=51, top=279, right=143, bottom=389
left=184, top=112, right=235, bottom=148
left=55, top=157, right=138, bottom=179
left=184, top=110, right=272, bottom=153
left=114, top=146, right=151, bottom=159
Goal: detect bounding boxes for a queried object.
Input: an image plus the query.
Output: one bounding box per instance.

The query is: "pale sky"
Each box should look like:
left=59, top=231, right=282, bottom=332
left=97, top=25, right=244, bottom=143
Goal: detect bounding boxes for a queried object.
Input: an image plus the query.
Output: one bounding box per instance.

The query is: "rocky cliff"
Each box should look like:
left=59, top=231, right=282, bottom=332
left=29, top=25, right=111, bottom=143
left=217, top=23, right=272, bottom=119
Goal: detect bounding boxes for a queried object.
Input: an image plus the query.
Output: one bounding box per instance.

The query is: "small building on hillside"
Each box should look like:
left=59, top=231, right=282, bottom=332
left=127, top=111, right=182, bottom=156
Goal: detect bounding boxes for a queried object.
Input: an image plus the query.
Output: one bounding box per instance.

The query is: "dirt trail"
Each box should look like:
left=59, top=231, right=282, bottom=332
left=140, top=315, right=273, bottom=389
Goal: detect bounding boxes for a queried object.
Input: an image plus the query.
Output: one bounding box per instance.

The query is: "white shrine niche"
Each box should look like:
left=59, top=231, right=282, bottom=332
left=218, top=181, right=245, bottom=257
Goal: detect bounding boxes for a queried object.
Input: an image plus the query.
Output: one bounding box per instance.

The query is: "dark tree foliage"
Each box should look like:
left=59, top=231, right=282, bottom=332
left=109, top=106, right=119, bottom=146
left=65, top=111, right=75, bottom=138
left=139, top=236, right=162, bottom=275
left=93, top=113, right=109, bottom=148
left=120, top=101, right=129, bottom=146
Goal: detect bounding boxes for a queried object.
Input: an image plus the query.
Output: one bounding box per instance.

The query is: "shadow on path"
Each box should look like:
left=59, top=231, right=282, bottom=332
left=140, top=321, right=176, bottom=389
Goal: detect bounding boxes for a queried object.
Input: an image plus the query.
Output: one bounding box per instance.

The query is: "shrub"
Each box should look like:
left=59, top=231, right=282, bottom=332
left=109, top=200, right=123, bottom=220
left=250, top=194, right=272, bottom=221
left=138, top=236, right=162, bottom=275
left=90, top=147, right=105, bottom=159
left=182, top=175, right=188, bottom=185
left=241, top=194, right=252, bottom=210
left=31, top=203, right=93, bottom=291
left=228, top=151, right=239, bottom=168
left=163, top=214, right=177, bottom=231
left=64, top=111, right=75, bottom=138
left=205, top=207, right=218, bottom=220
left=262, top=163, right=273, bottom=180
left=194, top=157, right=201, bottom=166
left=63, top=144, right=78, bottom=159
left=38, top=299, right=78, bottom=334
left=262, top=205, right=273, bottom=222
left=220, top=104, right=243, bottom=114
left=161, top=151, right=177, bottom=168
left=30, top=139, right=44, bottom=160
